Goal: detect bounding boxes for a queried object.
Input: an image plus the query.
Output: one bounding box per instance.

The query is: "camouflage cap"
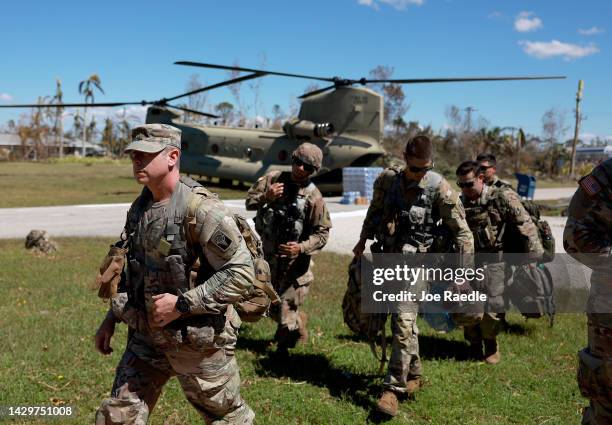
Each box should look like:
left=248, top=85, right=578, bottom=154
left=125, top=124, right=181, bottom=153
left=292, top=142, right=323, bottom=170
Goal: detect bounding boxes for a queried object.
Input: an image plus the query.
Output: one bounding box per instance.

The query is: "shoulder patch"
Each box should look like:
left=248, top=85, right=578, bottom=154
left=579, top=174, right=602, bottom=197
left=211, top=228, right=233, bottom=252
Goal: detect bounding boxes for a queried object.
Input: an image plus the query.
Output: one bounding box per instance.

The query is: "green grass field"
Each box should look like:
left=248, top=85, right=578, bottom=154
left=0, top=238, right=586, bottom=424
left=0, top=161, right=246, bottom=208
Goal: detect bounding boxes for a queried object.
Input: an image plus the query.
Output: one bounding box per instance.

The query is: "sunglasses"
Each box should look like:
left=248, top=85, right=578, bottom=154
left=293, top=158, right=316, bottom=173
left=457, top=180, right=476, bottom=188
left=407, top=163, right=434, bottom=173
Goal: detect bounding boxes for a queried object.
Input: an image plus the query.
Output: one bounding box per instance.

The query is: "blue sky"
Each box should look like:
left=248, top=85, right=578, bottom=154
left=1, top=0, right=609, bottom=141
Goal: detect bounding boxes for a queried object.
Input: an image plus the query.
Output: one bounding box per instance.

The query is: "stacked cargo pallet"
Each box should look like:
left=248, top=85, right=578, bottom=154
left=341, top=167, right=384, bottom=204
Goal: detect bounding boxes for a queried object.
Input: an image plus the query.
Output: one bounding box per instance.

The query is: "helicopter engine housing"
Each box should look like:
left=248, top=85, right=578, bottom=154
left=282, top=119, right=334, bottom=141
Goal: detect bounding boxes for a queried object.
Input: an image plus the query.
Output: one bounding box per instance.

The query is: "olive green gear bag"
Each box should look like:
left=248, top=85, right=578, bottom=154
left=342, top=256, right=388, bottom=373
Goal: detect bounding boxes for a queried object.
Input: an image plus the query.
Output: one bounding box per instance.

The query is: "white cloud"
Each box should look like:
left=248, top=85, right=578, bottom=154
left=61, top=105, right=148, bottom=126
left=514, top=11, right=543, bottom=33
left=487, top=11, right=503, bottom=19
left=580, top=133, right=612, bottom=144
left=0, top=93, right=13, bottom=102
left=578, top=26, right=605, bottom=36
left=358, top=0, right=423, bottom=11
left=519, top=40, right=599, bottom=60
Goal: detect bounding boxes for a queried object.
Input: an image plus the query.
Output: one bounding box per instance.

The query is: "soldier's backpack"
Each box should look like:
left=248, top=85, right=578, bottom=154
left=185, top=188, right=280, bottom=322
left=342, top=256, right=388, bottom=372
left=508, top=263, right=555, bottom=327
left=499, top=196, right=555, bottom=264
left=500, top=196, right=556, bottom=325
left=520, top=199, right=555, bottom=264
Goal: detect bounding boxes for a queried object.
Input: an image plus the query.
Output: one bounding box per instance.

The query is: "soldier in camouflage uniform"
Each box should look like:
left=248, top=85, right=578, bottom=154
left=477, top=153, right=513, bottom=190
left=25, top=230, right=58, bottom=254
left=564, top=158, right=612, bottom=425
left=353, top=135, right=474, bottom=417
left=245, top=143, right=331, bottom=354
left=94, top=124, right=255, bottom=424
left=477, top=153, right=520, bottom=328
left=456, top=161, right=543, bottom=364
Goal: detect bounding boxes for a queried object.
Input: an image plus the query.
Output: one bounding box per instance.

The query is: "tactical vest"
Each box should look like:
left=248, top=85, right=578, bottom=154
left=379, top=169, right=442, bottom=253
left=124, top=176, right=225, bottom=350
left=254, top=176, right=314, bottom=257
left=462, top=187, right=505, bottom=253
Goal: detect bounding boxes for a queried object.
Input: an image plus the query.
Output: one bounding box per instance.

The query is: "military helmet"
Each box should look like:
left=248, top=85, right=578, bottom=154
left=292, top=142, right=323, bottom=171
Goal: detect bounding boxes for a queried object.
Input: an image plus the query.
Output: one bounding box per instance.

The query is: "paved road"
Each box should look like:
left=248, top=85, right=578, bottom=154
left=0, top=194, right=572, bottom=255
left=532, top=187, right=577, bottom=200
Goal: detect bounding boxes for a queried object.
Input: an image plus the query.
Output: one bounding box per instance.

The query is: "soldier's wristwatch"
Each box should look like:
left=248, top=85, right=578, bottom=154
left=175, top=294, right=191, bottom=315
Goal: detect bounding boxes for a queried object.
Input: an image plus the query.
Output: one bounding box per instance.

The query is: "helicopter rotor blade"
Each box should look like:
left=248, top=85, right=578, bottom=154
left=0, top=101, right=146, bottom=109
left=165, top=72, right=267, bottom=103
left=167, top=104, right=219, bottom=119
left=366, top=76, right=566, bottom=84
left=298, top=84, right=338, bottom=99
left=175, top=61, right=334, bottom=83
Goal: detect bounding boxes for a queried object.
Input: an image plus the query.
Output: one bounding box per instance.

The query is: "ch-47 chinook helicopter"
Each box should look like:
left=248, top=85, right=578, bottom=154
left=1, top=61, right=564, bottom=192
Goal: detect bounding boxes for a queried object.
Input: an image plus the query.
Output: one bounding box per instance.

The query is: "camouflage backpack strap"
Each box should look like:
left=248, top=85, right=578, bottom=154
left=232, top=214, right=280, bottom=307
left=124, top=187, right=152, bottom=241
left=181, top=181, right=219, bottom=288
left=184, top=183, right=218, bottom=248
left=385, top=166, right=404, bottom=207
left=486, top=186, right=509, bottom=250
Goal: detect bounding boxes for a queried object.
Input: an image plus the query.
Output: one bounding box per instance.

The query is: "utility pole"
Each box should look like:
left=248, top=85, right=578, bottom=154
left=569, top=80, right=584, bottom=179
left=55, top=79, right=64, bottom=159
left=464, top=106, right=477, bottom=159
left=517, top=128, right=525, bottom=173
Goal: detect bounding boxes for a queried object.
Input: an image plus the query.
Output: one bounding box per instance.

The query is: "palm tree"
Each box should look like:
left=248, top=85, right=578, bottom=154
left=78, top=74, right=104, bottom=156
left=50, top=79, right=64, bottom=158
left=215, top=102, right=234, bottom=126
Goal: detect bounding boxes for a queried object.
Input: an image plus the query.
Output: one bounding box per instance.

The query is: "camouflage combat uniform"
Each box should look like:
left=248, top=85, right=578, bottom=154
left=245, top=170, right=331, bottom=348
left=96, top=177, right=255, bottom=424
left=487, top=176, right=513, bottom=190
left=360, top=166, right=474, bottom=394
left=461, top=185, right=543, bottom=354
left=564, top=159, right=612, bottom=425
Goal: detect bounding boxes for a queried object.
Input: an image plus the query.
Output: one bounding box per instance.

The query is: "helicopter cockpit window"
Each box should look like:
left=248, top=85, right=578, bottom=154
left=210, top=144, right=219, bottom=154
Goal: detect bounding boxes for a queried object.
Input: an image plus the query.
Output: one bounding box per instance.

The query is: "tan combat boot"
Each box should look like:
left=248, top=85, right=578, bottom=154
left=484, top=339, right=501, bottom=364
left=298, top=311, right=309, bottom=344
left=406, top=377, right=422, bottom=396
left=376, top=391, right=398, bottom=417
